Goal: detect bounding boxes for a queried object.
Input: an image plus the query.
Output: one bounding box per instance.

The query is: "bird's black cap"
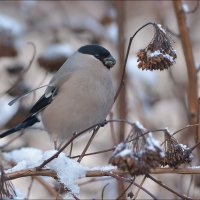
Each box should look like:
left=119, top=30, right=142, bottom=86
left=78, top=44, right=115, bottom=69
left=78, top=44, right=110, bottom=59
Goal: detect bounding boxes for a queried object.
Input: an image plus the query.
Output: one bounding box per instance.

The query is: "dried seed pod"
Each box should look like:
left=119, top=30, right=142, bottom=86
left=161, top=130, right=192, bottom=167
left=136, top=23, right=177, bottom=71
left=109, top=122, right=164, bottom=176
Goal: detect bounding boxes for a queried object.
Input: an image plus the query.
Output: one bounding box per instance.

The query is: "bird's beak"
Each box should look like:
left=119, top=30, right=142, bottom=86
left=103, top=55, right=116, bottom=69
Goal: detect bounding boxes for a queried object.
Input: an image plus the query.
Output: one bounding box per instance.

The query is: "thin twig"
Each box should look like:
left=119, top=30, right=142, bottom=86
left=134, top=175, right=147, bottom=199
left=116, top=181, right=133, bottom=200
left=69, top=141, right=73, bottom=157
left=77, top=126, right=100, bottom=162
left=187, top=175, right=193, bottom=197
left=34, top=176, right=63, bottom=199
left=70, top=147, right=114, bottom=159
left=114, top=22, right=154, bottom=102
left=147, top=174, right=192, bottom=200
left=108, top=173, right=158, bottom=200
left=37, top=124, right=101, bottom=169
left=26, top=177, right=34, bottom=199
left=101, top=183, right=109, bottom=200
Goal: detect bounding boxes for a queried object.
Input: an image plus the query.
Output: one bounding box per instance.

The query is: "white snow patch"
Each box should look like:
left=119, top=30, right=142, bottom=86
left=146, top=133, right=165, bottom=157
left=157, top=24, right=166, bottom=34
left=190, top=166, right=200, bottom=169
left=4, top=147, right=87, bottom=196
left=43, top=150, right=87, bottom=196
left=41, top=44, right=73, bottom=60
left=135, top=121, right=145, bottom=130
left=0, top=15, right=23, bottom=36
left=14, top=189, right=26, bottom=200
left=106, top=22, right=118, bottom=43
left=91, top=165, right=117, bottom=171
left=179, top=143, right=189, bottom=150
left=146, top=132, right=160, bottom=149
left=148, top=50, right=175, bottom=63
left=118, top=149, right=132, bottom=157
left=182, top=3, right=190, bottom=12
left=4, top=147, right=43, bottom=172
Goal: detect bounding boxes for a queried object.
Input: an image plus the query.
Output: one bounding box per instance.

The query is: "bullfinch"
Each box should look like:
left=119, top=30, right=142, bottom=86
left=0, top=44, right=116, bottom=148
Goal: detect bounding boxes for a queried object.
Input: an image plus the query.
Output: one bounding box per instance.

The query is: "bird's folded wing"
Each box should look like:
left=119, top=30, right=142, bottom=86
left=29, top=86, right=57, bottom=114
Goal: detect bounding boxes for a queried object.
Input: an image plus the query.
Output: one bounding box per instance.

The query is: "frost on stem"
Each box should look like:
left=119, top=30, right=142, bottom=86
left=109, top=122, right=164, bottom=176
left=136, top=23, right=177, bottom=71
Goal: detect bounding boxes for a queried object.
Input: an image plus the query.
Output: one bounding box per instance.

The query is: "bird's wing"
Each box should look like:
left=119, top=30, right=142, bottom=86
left=29, top=86, right=58, bottom=114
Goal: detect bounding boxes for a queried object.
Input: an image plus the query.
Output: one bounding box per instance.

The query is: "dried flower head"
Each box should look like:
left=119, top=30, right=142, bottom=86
left=109, top=122, right=164, bottom=176
left=161, top=130, right=192, bottom=167
left=136, top=23, right=177, bottom=71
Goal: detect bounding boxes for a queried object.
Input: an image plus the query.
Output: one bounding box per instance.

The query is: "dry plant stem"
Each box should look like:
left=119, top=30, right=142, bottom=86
left=38, top=118, right=137, bottom=168
left=109, top=112, right=117, bottom=145
left=77, top=126, right=100, bottom=162
left=134, top=175, right=147, bottom=199
left=173, top=1, right=200, bottom=152
left=69, top=140, right=73, bottom=157
left=26, top=177, right=34, bottom=199
left=38, top=124, right=100, bottom=168
left=6, top=167, right=200, bottom=183
left=70, top=147, right=114, bottom=159
left=116, top=1, right=126, bottom=196
left=109, top=173, right=158, bottom=200
left=116, top=181, right=133, bottom=200
left=147, top=174, right=192, bottom=200
left=34, top=176, right=63, bottom=199
left=114, top=22, right=154, bottom=102
left=187, top=175, right=193, bottom=197
left=0, top=42, right=36, bottom=97
left=101, top=183, right=109, bottom=200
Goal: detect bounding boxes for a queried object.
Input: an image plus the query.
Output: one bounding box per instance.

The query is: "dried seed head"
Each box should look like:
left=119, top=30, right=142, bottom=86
left=136, top=23, right=177, bottom=71
left=161, top=130, right=192, bottom=167
left=109, top=122, right=164, bottom=176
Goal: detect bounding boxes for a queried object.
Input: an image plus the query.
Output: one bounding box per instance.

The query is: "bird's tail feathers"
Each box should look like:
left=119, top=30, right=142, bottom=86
left=0, top=115, right=40, bottom=138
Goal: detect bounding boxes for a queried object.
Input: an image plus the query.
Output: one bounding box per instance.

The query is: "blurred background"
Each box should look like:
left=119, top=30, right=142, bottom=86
left=0, top=0, right=200, bottom=199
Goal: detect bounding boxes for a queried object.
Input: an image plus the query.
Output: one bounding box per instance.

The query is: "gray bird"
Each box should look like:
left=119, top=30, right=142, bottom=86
left=0, top=44, right=116, bottom=148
